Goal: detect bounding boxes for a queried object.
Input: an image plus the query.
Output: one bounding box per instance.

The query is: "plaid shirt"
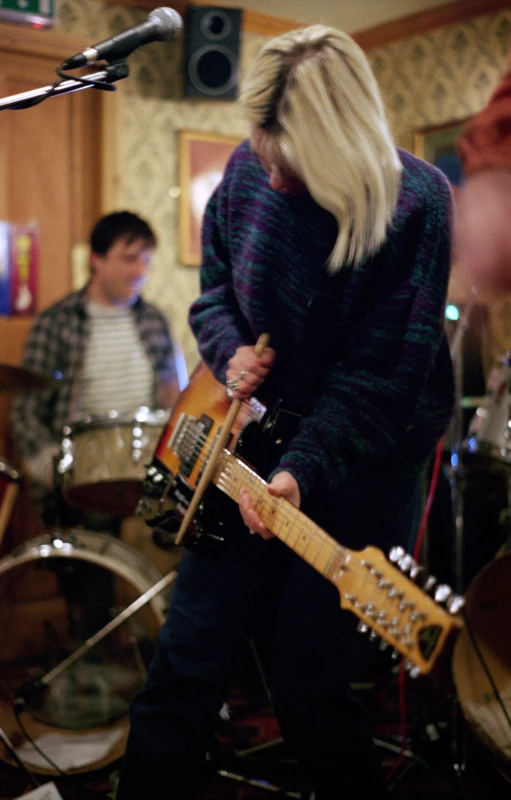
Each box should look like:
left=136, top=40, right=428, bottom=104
left=10, top=286, right=178, bottom=459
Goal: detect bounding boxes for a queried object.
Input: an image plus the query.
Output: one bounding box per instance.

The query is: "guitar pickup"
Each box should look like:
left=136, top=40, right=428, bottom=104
left=170, top=412, right=213, bottom=477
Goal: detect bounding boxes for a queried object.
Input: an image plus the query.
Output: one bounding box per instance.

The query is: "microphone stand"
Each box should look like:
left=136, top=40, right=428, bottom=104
left=0, top=61, right=129, bottom=112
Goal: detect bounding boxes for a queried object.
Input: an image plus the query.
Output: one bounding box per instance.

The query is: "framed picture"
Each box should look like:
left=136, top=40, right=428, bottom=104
left=414, top=119, right=468, bottom=187
left=179, top=131, right=244, bottom=266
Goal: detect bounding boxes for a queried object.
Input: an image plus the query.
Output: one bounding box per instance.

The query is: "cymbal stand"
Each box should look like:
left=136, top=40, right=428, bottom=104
left=446, top=288, right=478, bottom=787
left=448, top=287, right=478, bottom=595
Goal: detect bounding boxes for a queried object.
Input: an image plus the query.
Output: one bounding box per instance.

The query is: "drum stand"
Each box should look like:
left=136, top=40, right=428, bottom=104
left=445, top=292, right=476, bottom=786
left=15, top=563, right=178, bottom=711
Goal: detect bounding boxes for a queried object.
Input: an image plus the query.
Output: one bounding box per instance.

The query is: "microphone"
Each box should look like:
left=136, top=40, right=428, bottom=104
left=61, top=7, right=183, bottom=70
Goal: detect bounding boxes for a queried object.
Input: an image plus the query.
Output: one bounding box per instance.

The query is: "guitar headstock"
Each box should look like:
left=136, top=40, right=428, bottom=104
left=336, top=545, right=463, bottom=675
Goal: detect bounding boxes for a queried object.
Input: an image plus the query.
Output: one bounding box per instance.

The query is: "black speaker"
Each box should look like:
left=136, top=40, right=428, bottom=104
left=183, top=6, right=243, bottom=100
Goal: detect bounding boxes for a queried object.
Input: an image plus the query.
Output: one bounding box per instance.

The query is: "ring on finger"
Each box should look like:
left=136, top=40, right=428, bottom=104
left=226, top=379, right=239, bottom=391
left=239, top=370, right=248, bottom=380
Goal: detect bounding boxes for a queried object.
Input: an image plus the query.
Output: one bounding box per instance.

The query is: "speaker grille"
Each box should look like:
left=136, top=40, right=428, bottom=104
left=184, top=6, right=243, bottom=100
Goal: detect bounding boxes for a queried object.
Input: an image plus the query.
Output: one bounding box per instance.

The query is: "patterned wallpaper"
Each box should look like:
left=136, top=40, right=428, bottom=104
left=58, top=1, right=511, bottom=376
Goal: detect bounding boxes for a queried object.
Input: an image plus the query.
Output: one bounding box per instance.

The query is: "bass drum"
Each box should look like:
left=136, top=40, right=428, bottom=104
left=452, top=551, right=511, bottom=783
left=0, top=529, right=170, bottom=775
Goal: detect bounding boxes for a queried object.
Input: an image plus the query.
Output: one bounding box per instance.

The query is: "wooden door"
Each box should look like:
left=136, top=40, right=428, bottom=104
left=0, top=24, right=111, bottom=550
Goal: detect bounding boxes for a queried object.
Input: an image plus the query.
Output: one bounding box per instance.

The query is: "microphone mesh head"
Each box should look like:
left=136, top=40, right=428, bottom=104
left=150, top=7, right=184, bottom=40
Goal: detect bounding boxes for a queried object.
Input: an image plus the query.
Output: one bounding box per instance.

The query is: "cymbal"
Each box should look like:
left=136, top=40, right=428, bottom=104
left=0, top=363, right=60, bottom=392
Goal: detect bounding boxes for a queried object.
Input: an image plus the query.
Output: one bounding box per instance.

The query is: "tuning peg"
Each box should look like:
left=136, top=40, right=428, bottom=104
left=446, top=594, right=465, bottom=615
left=397, top=553, right=416, bottom=574
left=423, top=574, right=437, bottom=594
left=389, top=546, right=406, bottom=563
left=402, top=659, right=421, bottom=678
left=379, top=640, right=389, bottom=652
left=357, top=621, right=369, bottom=634
left=369, top=631, right=379, bottom=643
left=409, top=563, right=426, bottom=584
left=434, top=584, right=453, bottom=604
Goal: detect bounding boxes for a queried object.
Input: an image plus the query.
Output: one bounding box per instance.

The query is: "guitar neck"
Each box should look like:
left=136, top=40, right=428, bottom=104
left=213, top=450, right=348, bottom=583
left=212, top=449, right=462, bottom=676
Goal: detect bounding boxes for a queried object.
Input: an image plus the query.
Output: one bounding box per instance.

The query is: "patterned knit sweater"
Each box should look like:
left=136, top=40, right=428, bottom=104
left=189, top=140, right=455, bottom=504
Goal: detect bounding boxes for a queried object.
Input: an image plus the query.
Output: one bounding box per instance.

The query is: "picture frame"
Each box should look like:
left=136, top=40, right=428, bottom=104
left=179, top=131, right=244, bottom=266
left=413, top=119, right=469, bottom=187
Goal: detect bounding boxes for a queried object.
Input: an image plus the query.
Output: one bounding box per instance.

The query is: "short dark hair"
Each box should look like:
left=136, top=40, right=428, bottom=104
left=89, top=211, right=157, bottom=255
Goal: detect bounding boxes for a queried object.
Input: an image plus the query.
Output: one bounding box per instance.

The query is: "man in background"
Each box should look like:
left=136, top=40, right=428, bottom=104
left=10, top=210, right=181, bottom=526
left=455, top=59, right=511, bottom=294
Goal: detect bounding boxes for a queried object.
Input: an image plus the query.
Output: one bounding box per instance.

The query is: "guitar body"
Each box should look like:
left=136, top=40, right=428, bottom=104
left=143, top=362, right=267, bottom=550
left=154, top=361, right=264, bottom=489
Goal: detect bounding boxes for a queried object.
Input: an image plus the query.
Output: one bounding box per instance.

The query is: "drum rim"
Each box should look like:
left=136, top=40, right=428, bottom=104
left=0, top=530, right=167, bottom=621
left=62, top=407, right=170, bottom=434
left=0, top=458, right=21, bottom=482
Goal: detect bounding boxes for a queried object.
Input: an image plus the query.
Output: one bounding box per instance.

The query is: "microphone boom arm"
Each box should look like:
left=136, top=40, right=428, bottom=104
left=0, top=61, right=129, bottom=112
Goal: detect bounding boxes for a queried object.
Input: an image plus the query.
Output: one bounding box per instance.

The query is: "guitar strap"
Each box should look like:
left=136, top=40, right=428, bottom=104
left=263, top=268, right=343, bottom=446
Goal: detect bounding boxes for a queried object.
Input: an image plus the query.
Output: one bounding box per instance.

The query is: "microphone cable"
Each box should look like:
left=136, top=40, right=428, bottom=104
left=6, top=63, right=122, bottom=112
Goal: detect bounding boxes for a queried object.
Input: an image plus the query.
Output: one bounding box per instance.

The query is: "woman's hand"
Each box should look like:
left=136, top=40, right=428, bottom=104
left=226, top=344, right=276, bottom=400
left=238, top=471, right=301, bottom=540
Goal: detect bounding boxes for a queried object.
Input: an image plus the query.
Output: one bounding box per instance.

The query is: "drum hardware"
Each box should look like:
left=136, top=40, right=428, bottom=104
left=0, top=529, right=177, bottom=775
left=445, top=293, right=511, bottom=786
left=464, top=351, right=511, bottom=465
left=452, top=552, right=511, bottom=784
left=0, top=458, right=22, bottom=550
left=14, top=565, right=178, bottom=715
left=0, top=363, right=61, bottom=393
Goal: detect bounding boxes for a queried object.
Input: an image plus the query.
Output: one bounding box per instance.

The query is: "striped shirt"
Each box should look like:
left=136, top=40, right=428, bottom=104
left=79, top=302, right=153, bottom=417
left=10, top=287, right=177, bottom=460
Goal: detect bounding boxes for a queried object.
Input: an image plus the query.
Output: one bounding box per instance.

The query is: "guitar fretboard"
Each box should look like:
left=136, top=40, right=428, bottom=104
left=214, top=451, right=349, bottom=583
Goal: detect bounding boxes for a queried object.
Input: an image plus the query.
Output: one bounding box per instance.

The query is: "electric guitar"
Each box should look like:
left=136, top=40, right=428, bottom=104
left=139, top=362, right=463, bottom=677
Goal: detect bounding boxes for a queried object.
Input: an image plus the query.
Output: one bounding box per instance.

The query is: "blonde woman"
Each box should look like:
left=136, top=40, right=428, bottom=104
left=118, top=26, right=454, bottom=800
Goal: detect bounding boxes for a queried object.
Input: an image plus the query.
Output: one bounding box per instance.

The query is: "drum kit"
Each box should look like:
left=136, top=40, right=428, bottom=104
left=0, top=363, right=179, bottom=776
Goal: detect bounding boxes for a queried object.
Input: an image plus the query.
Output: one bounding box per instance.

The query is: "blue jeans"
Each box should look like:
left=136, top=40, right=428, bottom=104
left=116, top=464, right=424, bottom=799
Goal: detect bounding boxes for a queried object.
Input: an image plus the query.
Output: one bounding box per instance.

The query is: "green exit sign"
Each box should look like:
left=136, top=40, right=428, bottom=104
left=0, top=0, right=56, bottom=28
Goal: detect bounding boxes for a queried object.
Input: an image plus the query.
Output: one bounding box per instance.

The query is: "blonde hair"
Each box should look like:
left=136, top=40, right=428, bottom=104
left=240, top=25, right=402, bottom=271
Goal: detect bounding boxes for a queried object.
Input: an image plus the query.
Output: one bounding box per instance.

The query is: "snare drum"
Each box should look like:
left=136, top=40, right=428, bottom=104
left=58, top=407, right=169, bottom=516
left=0, top=529, right=170, bottom=774
left=464, top=353, right=511, bottom=465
